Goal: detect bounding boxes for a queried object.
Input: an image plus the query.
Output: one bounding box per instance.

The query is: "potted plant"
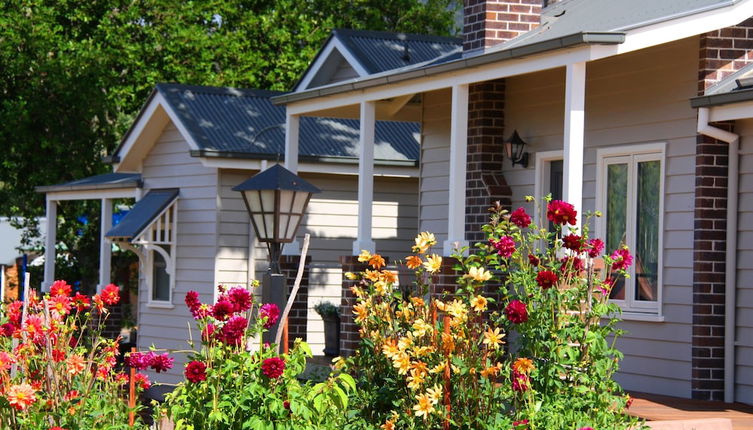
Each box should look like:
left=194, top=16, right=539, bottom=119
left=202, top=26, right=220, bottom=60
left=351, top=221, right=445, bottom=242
left=314, top=301, right=340, bottom=356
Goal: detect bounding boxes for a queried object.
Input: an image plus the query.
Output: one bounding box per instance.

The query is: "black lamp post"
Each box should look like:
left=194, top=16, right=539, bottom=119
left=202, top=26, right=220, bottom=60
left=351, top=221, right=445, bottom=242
left=233, top=164, right=321, bottom=273
left=504, top=130, right=530, bottom=168
left=233, top=164, right=320, bottom=343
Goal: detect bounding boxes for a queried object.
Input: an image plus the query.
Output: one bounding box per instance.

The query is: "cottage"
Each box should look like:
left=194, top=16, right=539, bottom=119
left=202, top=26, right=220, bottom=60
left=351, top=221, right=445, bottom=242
left=271, top=0, right=753, bottom=404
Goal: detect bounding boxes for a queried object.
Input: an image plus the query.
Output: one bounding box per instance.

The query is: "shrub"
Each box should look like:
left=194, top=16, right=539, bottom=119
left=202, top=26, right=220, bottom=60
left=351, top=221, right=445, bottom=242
left=161, top=284, right=355, bottom=430
left=0, top=281, right=149, bottom=429
left=341, top=199, right=644, bottom=429
left=314, top=302, right=341, bottom=319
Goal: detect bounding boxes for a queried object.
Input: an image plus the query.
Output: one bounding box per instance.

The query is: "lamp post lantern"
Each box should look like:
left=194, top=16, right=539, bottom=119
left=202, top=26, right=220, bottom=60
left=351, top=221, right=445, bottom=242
left=233, top=164, right=321, bottom=273
left=233, top=164, right=320, bottom=344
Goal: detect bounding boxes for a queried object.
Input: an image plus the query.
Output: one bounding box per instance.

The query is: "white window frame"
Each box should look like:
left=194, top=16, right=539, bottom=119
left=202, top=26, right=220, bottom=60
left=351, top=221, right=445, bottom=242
left=534, top=150, right=564, bottom=226
left=595, top=143, right=666, bottom=316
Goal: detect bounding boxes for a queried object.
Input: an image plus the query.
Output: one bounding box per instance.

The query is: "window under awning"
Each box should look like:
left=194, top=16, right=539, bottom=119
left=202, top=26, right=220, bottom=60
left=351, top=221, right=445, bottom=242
left=106, top=188, right=179, bottom=276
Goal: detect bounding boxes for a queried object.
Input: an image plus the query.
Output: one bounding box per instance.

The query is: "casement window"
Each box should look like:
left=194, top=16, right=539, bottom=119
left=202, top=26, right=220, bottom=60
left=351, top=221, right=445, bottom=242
left=596, top=144, right=665, bottom=315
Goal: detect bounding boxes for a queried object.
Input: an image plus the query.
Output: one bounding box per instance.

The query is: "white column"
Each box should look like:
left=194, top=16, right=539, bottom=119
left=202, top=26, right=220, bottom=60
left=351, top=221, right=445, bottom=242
left=444, top=84, right=470, bottom=256
left=1, top=264, right=5, bottom=303
left=98, top=198, right=113, bottom=293
left=42, top=197, right=57, bottom=292
left=563, top=62, right=586, bottom=230
left=283, top=113, right=302, bottom=255
left=352, top=101, right=376, bottom=255
left=284, top=112, right=300, bottom=174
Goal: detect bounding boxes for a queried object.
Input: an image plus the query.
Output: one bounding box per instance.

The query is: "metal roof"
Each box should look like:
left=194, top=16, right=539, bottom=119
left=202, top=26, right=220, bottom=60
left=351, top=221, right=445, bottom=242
left=498, top=0, right=741, bottom=50
left=232, top=164, right=321, bottom=193
left=36, top=173, right=142, bottom=193
left=334, top=29, right=461, bottom=74
left=691, top=62, right=753, bottom=107
left=273, top=0, right=746, bottom=106
left=155, top=84, right=419, bottom=163
left=106, top=188, right=178, bottom=241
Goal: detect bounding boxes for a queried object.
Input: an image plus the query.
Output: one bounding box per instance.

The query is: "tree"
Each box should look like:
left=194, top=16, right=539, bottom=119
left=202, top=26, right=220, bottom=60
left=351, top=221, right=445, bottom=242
left=0, top=0, right=458, bottom=287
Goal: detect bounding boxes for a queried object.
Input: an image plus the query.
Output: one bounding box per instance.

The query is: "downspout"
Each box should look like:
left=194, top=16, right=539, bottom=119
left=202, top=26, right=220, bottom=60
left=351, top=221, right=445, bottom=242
left=697, top=107, right=739, bottom=403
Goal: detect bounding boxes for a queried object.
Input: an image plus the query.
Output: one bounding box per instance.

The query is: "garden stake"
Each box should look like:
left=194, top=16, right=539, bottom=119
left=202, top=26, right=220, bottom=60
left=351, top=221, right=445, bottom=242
left=275, top=234, right=311, bottom=353
left=282, top=318, right=289, bottom=354
left=128, top=347, right=136, bottom=427
left=443, top=315, right=451, bottom=430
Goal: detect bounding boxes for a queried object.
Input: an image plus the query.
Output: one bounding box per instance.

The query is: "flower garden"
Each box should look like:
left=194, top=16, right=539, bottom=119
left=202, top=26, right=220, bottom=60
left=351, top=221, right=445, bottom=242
left=0, top=199, right=645, bottom=429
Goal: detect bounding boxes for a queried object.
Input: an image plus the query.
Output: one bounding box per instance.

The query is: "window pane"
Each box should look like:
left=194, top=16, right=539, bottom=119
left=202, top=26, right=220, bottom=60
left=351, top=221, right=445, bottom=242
left=152, top=247, right=171, bottom=302
left=607, top=163, right=628, bottom=300
left=635, top=160, right=660, bottom=302
left=547, top=160, right=564, bottom=233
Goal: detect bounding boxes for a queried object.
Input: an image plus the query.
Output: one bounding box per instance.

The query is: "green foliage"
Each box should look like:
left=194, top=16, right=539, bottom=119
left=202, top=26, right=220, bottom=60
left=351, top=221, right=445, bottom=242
left=0, top=0, right=458, bottom=281
left=162, top=287, right=355, bottom=430
left=313, top=301, right=340, bottom=318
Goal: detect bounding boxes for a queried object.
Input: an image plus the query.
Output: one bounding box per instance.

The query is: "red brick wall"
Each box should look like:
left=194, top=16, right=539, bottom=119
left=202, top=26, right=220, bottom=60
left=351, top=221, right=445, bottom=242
left=463, top=0, right=542, bottom=52
left=692, top=19, right=753, bottom=401
left=280, top=255, right=311, bottom=351
left=465, top=79, right=512, bottom=243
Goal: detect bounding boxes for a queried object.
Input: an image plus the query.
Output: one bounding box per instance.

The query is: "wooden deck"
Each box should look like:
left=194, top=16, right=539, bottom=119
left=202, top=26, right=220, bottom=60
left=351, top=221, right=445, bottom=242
left=629, top=392, right=753, bottom=430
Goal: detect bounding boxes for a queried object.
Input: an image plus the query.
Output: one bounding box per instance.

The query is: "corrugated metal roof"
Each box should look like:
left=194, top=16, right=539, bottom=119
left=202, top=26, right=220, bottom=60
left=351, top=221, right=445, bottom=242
left=106, top=188, right=178, bottom=240
left=157, top=84, right=419, bottom=162
left=36, top=173, right=142, bottom=193
left=497, top=0, right=740, bottom=50
left=334, top=29, right=461, bottom=74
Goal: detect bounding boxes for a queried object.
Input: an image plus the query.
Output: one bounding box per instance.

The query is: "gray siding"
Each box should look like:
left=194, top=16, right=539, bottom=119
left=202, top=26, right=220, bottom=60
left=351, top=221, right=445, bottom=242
left=137, top=123, right=218, bottom=383
left=217, top=170, right=418, bottom=353
left=501, top=37, right=699, bottom=397
left=419, top=88, right=451, bottom=241
left=735, top=118, right=753, bottom=405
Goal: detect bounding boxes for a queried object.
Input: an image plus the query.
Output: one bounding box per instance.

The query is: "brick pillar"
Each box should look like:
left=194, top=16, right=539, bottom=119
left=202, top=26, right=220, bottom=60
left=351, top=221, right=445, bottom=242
left=280, top=255, right=311, bottom=351
left=692, top=19, right=753, bottom=401
left=465, top=79, right=513, bottom=243
left=463, top=0, right=542, bottom=52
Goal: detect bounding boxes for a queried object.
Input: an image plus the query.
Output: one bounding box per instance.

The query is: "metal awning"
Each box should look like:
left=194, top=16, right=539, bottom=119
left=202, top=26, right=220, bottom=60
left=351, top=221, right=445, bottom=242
left=106, top=188, right=178, bottom=241
left=36, top=173, right=142, bottom=193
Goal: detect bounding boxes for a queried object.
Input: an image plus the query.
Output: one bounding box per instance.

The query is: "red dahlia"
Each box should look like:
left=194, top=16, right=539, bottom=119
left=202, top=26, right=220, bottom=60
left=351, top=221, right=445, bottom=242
left=259, top=303, right=280, bottom=329
left=101, top=284, right=120, bottom=306
left=546, top=200, right=577, bottom=226
left=262, top=357, right=285, bottom=379
left=611, top=248, right=633, bottom=271
left=227, top=287, right=253, bottom=313
left=49, top=280, right=72, bottom=297
left=535, top=270, right=558, bottom=289
left=220, top=315, right=248, bottom=346
left=211, top=300, right=235, bottom=321
left=505, top=300, right=529, bottom=324
left=510, top=207, right=532, bottom=228
left=491, top=236, right=516, bottom=258
left=185, top=360, right=207, bottom=383
left=562, top=234, right=583, bottom=252
left=587, top=238, right=605, bottom=258
left=528, top=254, right=540, bottom=267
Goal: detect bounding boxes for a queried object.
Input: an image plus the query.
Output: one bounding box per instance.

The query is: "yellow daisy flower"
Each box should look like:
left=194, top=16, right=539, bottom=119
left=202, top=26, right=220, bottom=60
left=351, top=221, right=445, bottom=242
left=470, top=295, right=488, bottom=312
left=482, top=327, right=505, bottom=350
left=413, top=393, right=435, bottom=419
left=463, top=266, right=492, bottom=282
left=423, top=254, right=443, bottom=273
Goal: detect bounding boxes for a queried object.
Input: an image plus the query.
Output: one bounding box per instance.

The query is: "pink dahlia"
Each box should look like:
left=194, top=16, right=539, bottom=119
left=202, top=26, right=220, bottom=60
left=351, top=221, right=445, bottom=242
left=259, top=303, right=280, bottom=329
left=611, top=248, right=633, bottom=271
left=227, top=287, right=253, bottom=313
left=587, top=238, right=605, bottom=258
left=220, top=315, right=248, bottom=346
left=491, top=236, right=516, bottom=258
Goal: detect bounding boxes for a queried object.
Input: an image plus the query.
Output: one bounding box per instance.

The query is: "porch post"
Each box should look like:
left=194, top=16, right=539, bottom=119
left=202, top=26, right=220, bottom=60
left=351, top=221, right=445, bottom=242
left=283, top=111, right=302, bottom=255
left=42, top=197, right=57, bottom=292
left=444, top=84, right=470, bottom=256
left=352, top=100, right=376, bottom=255
left=98, top=198, right=113, bottom=293
left=284, top=112, right=300, bottom=174
left=563, top=62, right=586, bottom=230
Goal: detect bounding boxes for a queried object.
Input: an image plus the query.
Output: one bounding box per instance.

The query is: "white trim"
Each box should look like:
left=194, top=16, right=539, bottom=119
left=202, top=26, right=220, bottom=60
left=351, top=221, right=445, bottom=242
left=708, top=100, right=753, bottom=122
left=97, top=198, right=113, bottom=293
left=353, top=101, right=376, bottom=254
left=595, top=142, right=666, bottom=315
left=284, top=113, right=300, bottom=174
left=563, top=62, right=586, bottom=231
left=42, top=198, right=57, bottom=292
left=296, top=39, right=370, bottom=91
left=444, top=84, right=469, bottom=256
left=1, top=264, right=6, bottom=303
left=533, top=150, right=563, bottom=226
left=44, top=188, right=140, bottom=201
left=198, top=157, right=419, bottom=178
left=145, top=301, right=175, bottom=310
left=604, top=312, right=666, bottom=323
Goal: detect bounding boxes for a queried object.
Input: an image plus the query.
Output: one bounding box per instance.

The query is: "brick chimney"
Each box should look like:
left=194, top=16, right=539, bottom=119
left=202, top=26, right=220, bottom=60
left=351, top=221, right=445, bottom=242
left=463, top=0, right=543, bottom=52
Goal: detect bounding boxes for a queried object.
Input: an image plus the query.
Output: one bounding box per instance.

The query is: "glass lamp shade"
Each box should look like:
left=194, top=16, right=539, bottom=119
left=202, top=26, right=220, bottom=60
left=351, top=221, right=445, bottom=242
left=233, top=164, right=321, bottom=244
left=241, top=188, right=311, bottom=243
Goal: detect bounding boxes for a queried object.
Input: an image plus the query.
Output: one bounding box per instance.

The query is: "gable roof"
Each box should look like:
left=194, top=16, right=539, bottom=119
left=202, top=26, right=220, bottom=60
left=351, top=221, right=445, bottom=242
left=294, top=29, right=461, bottom=91
left=273, top=0, right=753, bottom=106
left=113, top=84, right=420, bottom=167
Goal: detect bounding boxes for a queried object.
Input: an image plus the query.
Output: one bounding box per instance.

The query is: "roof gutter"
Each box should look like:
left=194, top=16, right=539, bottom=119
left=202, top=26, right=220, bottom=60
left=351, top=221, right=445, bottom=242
left=271, top=32, right=626, bottom=106
left=189, top=149, right=418, bottom=167
left=691, top=87, right=753, bottom=108
left=697, top=107, right=739, bottom=404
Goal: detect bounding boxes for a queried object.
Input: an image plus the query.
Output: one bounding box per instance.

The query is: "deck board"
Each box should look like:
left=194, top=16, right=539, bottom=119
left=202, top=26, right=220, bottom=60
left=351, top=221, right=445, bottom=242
left=629, top=392, right=753, bottom=430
